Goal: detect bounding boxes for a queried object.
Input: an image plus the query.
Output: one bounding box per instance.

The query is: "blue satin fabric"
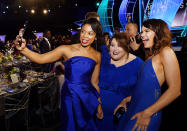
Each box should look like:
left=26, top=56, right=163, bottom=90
left=60, top=56, right=100, bottom=131
left=117, top=58, right=162, bottom=131
left=98, top=57, right=143, bottom=131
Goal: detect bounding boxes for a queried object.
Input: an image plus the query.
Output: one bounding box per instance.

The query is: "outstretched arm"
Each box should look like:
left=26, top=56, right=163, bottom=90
left=15, top=38, right=68, bottom=64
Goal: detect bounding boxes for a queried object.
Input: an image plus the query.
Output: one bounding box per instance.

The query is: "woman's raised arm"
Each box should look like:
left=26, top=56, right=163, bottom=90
left=15, top=38, right=68, bottom=64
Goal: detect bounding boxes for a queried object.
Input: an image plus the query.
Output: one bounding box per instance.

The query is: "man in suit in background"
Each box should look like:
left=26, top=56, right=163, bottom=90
left=39, top=30, right=53, bottom=72
left=125, top=22, right=145, bottom=60
left=39, top=30, right=52, bottom=53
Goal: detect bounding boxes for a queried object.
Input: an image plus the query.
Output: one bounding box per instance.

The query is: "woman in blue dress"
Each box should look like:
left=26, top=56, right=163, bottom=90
left=98, top=32, right=143, bottom=131
left=117, top=19, right=181, bottom=131
left=15, top=18, right=104, bottom=131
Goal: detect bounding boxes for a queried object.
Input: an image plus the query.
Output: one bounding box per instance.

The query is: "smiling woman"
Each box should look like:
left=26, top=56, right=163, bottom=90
left=117, top=19, right=181, bottom=131
left=98, top=32, right=143, bottom=131
left=14, top=18, right=104, bottom=131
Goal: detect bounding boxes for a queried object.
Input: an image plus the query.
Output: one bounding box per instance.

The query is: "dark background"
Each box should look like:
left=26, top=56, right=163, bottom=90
left=0, top=0, right=102, bottom=38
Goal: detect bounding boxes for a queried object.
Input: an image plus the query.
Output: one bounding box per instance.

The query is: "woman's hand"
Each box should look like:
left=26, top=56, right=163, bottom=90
left=96, top=104, right=104, bottom=119
left=113, top=96, right=131, bottom=115
left=14, top=35, right=26, bottom=51
left=129, top=36, right=140, bottom=51
left=131, top=110, right=152, bottom=131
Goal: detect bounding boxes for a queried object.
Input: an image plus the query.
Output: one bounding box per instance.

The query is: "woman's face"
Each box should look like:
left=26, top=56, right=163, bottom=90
left=80, top=24, right=96, bottom=47
left=141, top=26, right=155, bottom=49
left=110, top=38, right=127, bottom=61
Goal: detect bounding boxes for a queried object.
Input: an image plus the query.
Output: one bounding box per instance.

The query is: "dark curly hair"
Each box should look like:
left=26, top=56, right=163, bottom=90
left=81, top=18, right=103, bottom=51
left=142, top=19, right=172, bottom=58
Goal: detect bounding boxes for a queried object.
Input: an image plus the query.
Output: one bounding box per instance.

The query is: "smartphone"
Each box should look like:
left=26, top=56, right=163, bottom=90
left=113, top=107, right=126, bottom=124
left=18, top=21, right=28, bottom=45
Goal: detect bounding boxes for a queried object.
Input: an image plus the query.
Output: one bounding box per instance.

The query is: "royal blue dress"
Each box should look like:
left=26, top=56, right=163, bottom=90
left=100, top=45, right=110, bottom=66
left=98, top=57, right=143, bottom=131
left=117, top=58, right=162, bottom=131
left=60, top=56, right=100, bottom=131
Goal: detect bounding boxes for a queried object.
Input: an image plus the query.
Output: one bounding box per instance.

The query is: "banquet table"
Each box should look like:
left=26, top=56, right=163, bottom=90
left=0, top=74, right=60, bottom=131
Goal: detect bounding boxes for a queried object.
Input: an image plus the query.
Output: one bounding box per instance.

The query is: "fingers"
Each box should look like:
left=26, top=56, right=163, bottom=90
left=123, top=105, right=127, bottom=112
left=132, top=123, right=148, bottom=131
left=131, top=113, right=138, bottom=120
left=97, top=104, right=104, bottom=119
left=97, top=111, right=104, bottom=119
left=130, top=36, right=136, bottom=42
left=113, top=106, right=120, bottom=115
left=132, top=123, right=138, bottom=131
left=142, top=125, right=148, bottom=131
left=144, top=126, right=148, bottom=131
left=130, top=37, right=134, bottom=42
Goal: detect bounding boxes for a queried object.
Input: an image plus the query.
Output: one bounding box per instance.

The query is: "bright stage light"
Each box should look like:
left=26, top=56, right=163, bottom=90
left=96, top=2, right=100, bottom=7
left=31, top=9, right=35, bottom=14
left=43, top=9, right=48, bottom=14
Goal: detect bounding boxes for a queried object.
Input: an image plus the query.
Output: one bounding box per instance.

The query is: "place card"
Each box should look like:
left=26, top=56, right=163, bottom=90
left=10, top=74, right=19, bottom=83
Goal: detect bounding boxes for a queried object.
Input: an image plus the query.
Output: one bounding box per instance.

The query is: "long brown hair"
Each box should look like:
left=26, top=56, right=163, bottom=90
left=142, top=19, right=172, bottom=58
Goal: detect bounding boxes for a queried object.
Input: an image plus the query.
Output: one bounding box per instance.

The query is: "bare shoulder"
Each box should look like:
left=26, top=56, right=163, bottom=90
left=92, top=49, right=101, bottom=64
left=70, top=44, right=81, bottom=50
left=159, top=46, right=178, bottom=64
left=129, top=53, right=137, bottom=61
left=160, top=46, right=175, bottom=57
left=95, top=50, right=101, bottom=59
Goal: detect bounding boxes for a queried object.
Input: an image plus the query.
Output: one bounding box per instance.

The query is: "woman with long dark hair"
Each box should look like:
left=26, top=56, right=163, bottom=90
left=118, top=19, right=181, bottom=131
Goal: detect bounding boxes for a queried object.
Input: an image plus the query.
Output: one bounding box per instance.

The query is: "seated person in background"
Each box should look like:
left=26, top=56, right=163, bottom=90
left=39, top=30, right=52, bottom=53
left=125, top=22, right=145, bottom=60
left=98, top=32, right=143, bottom=131
left=0, top=52, right=3, bottom=58
left=52, top=58, right=65, bottom=89
left=26, top=39, right=33, bottom=51
left=39, top=30, right=53, bottom=72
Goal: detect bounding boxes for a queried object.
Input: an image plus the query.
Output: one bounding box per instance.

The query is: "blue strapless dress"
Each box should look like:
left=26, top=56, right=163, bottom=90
left=117, top=58, right=162, bottom=131
left=98, top=57, right=143, bottom=131
left=60, top=56, right=100, bottom=131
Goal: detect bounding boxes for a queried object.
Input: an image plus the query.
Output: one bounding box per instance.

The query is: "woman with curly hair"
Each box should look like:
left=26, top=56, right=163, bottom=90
left=117, top=19, right=181, bottom=131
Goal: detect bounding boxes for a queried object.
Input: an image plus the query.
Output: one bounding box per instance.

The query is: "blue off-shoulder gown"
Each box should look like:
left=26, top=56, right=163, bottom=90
left=117, top=58, right=162, bottom=131
left=60, top=56, right=100, bottom=131
left=98, top=57, right=143, bottom=131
